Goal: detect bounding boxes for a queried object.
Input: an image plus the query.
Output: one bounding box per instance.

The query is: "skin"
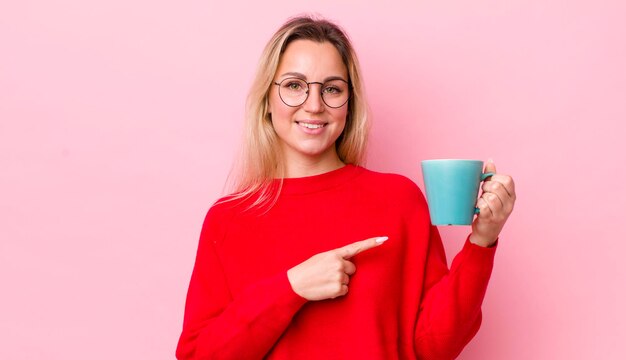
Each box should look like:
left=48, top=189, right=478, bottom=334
left=288, top=237, right=389, bottom=301
left=470, top=161, right=516, bottom=248
left=268, top=40, right=348, bottom=178
left=273, top=40, right=516, bottom=301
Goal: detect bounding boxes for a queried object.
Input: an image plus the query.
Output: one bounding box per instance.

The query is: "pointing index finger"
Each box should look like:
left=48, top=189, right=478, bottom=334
left=338, top=236, right=388, bottom=259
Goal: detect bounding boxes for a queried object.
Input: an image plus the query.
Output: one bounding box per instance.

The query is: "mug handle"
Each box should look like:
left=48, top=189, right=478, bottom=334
left=474, top=172, right=496, bottom=214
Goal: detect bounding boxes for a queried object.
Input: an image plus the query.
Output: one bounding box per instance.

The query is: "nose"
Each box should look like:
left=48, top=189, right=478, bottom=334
left=303, top=83, right=324, bottom=113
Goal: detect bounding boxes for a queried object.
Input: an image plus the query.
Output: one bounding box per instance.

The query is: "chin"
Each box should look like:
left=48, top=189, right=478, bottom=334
left=296, top=144, right=335, bottom=157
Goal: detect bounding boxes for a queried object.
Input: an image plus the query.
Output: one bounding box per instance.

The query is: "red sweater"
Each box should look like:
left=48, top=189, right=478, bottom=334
left=176, top=165, right=497, bottom=359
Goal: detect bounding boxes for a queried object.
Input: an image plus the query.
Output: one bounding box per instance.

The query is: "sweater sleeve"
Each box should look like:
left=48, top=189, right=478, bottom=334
left=176, top=207, right=308, bottom=360
left=413, top=222, right=497, bottom=358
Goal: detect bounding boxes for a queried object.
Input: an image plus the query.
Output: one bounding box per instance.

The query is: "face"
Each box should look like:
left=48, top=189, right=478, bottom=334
left=268, top=40, right=349, bottom=165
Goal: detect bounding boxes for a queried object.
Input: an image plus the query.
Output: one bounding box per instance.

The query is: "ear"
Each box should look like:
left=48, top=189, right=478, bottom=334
left=266, top=103, right=272, bottom=118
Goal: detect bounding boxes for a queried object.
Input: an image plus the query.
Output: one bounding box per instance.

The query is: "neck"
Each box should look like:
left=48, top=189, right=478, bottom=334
left=282, top=148, right=345, bottom=178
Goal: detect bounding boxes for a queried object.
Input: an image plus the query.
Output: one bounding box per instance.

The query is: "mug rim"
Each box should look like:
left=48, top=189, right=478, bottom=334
left=421, top=159, right=483, bottom=164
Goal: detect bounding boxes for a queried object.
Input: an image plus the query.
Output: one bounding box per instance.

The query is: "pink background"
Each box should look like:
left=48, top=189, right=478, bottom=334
left=1, top=0, right=625, bottom=358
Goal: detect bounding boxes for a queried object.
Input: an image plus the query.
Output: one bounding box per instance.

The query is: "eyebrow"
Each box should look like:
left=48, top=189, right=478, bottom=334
left=278, top=72, right=348, bottom=83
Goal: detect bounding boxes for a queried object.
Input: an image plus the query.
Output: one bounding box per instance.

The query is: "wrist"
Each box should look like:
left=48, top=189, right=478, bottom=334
left=469, top=233, right=497, bottom=248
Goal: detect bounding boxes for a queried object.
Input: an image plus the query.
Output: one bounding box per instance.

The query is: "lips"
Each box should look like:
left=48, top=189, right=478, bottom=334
left=296, top=120, right=327, bottom=129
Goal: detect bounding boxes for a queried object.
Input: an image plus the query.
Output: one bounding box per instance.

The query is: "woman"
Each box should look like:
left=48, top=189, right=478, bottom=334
left=176, top=15, right=515, bottom=360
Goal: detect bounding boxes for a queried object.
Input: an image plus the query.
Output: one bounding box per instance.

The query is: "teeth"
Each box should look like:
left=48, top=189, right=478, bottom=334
left=299, top=122, right=325, bottom=129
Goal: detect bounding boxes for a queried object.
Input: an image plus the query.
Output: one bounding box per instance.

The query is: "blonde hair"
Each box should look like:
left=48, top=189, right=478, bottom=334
left=226, top=14, right=370, bottom=209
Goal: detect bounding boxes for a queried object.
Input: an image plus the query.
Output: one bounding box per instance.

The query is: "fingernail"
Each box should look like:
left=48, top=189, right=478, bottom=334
left=488, top=158, right=494, bottom=163
left=375, top=236, right=389, bottom=244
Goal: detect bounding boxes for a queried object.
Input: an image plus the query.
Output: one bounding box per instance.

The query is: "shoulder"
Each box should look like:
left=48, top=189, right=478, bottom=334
left=353, top=166, right=428, bottom=209
left=356, top=167, right=424, bottom=196
left=197, top=195, right=245, bottom=236
left=207, top=191, right=255, bottom=218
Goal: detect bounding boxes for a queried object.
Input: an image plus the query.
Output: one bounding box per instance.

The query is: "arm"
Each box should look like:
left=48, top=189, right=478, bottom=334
left=413, top=160, right=514, bottom=358
left=413, top=227, right=497, bottom=359
left=175, top=209, right=307, bottom=360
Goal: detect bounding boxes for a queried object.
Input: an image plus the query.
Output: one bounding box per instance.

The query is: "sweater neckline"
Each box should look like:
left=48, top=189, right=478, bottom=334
left=277, top=164, right=363, bottom=195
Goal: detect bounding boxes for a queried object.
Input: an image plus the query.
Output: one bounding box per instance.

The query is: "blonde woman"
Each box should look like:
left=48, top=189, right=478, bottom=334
left=176, top=15, right=515, bottom=360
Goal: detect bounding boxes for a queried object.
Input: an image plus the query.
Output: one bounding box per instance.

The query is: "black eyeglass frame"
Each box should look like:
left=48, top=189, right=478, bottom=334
left=272, top=77, right=352, bottom=109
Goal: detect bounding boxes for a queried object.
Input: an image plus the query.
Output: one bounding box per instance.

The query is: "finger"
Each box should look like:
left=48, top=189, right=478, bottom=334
left=484, top=174, right=515, bottom=198
left=330, top=284, right=348, bottom=299
left=337, top=236, right=388, bottom=259
left=341, top=273, right=350, bottom=285
left=487, top=182, right=515, bottom=215
left=483, top=159, right=497, bottom=180
left=483, top=192, right=504, bottom=214
left=482, top=180, right=512, bottom=202
left=343, top=260, right=356, bottom=276
left=476, top=197, right=493, bottom=219
left=483, top=185, right=513, bottom=214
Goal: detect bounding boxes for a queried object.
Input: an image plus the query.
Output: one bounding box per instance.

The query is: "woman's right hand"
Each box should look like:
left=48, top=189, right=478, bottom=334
left=287, top=236, right=388, bottom=301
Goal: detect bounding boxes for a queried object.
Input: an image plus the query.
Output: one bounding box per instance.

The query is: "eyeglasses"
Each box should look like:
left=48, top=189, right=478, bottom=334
left=273, top=77, right=351, bottom=108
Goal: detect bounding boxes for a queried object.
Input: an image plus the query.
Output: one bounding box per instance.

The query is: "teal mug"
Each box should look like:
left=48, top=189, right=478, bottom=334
left=421, top=159, right=494, bottom=226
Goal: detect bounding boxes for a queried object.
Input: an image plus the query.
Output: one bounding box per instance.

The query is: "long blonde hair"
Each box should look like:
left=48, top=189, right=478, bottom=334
left=227, top=14, right=370, bottom=209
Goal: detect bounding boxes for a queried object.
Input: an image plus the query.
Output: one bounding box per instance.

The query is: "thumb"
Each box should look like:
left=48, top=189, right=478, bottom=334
left=484, top=158, right=497, bottom=177
left=337, top=236, right=388, bottom=259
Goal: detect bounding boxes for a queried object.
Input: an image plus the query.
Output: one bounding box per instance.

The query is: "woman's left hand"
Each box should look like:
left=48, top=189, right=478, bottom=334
left=469, top=160, right=516, bottom=247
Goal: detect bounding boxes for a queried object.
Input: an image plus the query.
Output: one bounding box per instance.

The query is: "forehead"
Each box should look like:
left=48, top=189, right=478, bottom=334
left=275, top=39, right=348, bottom=80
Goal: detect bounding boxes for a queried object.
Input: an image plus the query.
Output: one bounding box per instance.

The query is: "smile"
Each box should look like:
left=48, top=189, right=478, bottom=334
left=296, top=121, right=327, bottom=129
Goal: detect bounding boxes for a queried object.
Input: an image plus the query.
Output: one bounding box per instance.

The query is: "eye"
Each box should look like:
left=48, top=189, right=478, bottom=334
left=287, top=82, right=302, bottom=90
left=282, top=79, right=306, bottom=92
left=323, top=85, right=342, bottom=95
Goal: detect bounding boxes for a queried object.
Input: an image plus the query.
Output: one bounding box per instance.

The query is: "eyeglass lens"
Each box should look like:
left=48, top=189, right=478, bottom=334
left=277, top=78, right=349, bottom=108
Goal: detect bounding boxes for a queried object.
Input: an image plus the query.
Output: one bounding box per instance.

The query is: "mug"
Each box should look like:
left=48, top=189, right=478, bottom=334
left=421, top=159, right=494, bottom=226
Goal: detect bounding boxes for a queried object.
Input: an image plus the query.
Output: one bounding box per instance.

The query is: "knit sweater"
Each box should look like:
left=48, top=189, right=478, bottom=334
left=176, top=165, right=497, bottom=359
